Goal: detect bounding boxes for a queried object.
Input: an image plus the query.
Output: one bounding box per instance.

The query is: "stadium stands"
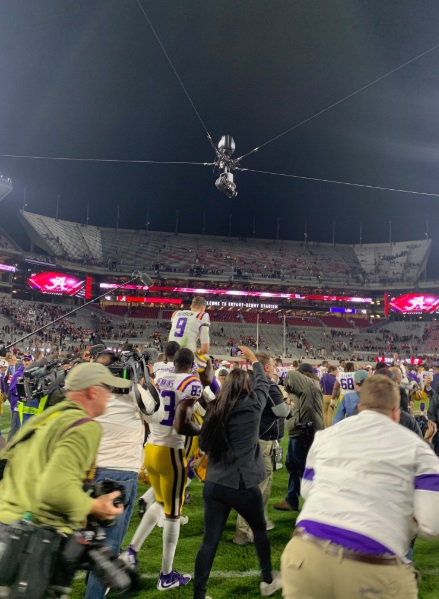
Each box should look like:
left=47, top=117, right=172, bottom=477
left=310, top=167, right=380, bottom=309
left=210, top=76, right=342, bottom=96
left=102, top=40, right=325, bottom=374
left=19, top=212, right=430, bottom=288
left=353, top=240, right=431, bottom=286
left=319, top=316, right=355, bottom=329
left=0, top=287, right=432, bottom=360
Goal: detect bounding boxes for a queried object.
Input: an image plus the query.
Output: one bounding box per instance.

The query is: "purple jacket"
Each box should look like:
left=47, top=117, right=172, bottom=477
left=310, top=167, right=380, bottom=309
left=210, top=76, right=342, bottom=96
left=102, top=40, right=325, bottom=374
left=321, top=373, right=337, bottom=396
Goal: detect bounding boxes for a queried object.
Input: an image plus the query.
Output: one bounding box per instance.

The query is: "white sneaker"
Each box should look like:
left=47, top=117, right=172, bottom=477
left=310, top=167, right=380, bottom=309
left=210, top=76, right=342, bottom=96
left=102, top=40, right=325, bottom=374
left=157, top=515, right=189, bottom=528
left=266, top=520, right=275, bottom=531
left=260, top=571, right=282, bottom=596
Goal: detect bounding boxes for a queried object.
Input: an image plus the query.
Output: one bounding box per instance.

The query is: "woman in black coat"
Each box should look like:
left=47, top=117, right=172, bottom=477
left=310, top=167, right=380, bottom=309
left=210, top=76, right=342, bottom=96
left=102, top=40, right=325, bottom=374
left=193, top=346, right=282, bottom=599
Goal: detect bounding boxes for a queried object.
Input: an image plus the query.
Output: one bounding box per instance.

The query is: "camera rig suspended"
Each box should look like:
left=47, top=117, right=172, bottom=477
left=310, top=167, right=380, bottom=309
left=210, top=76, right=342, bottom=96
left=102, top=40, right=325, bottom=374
left=213, top=134, right=238, bottom=199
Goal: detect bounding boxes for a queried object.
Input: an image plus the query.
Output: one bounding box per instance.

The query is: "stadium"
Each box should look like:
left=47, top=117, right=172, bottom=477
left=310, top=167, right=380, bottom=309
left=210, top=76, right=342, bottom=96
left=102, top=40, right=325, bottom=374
left=2, top=2, right=439, bottom=598
left=0, top=207, right=436, bottom=597
left=0, top=206, right=433, bottom=365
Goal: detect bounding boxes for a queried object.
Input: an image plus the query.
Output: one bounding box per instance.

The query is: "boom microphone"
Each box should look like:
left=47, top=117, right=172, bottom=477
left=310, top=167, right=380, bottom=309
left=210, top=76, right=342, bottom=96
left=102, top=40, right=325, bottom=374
left=89, top=344, right=106, bottom=356
left=133, top=271, right=154, bottom=287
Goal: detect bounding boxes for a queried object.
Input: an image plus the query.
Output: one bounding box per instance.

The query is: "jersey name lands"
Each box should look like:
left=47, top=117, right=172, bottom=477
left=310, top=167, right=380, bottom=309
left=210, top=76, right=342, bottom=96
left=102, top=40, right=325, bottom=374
left=148, top=372, right=203, bottom=449
left=168, top=310, right=210, bottom=352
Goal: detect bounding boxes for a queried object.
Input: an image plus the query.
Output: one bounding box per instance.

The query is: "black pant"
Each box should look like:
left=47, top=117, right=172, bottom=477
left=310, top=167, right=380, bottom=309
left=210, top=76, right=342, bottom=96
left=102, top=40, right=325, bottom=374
left=193, top=480, right=273, bottom=599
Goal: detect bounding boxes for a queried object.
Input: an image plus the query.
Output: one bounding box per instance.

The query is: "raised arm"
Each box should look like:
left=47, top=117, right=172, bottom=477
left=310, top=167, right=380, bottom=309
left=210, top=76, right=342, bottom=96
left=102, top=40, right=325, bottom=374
left=238, top=346, right=269, bottom=409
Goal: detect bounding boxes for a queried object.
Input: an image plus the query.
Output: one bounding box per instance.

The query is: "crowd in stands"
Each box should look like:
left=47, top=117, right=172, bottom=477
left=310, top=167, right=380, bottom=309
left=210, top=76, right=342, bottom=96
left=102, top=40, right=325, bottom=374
left=0, top=289, right=435, bottom=363
left=19, top=212, right=430, bottom=288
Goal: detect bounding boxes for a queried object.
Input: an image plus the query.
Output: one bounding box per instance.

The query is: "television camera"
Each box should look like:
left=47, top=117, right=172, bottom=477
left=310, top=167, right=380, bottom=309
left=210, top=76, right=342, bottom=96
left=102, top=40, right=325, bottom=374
left=0, top=480, right=134, bottom=599
left=107, top=347, right=160, bottom=419
left=15, top=359, right=61, bottom=404
left=108, top=347, right=158, bottom=392
left=214, top=135, right=238, bottom=198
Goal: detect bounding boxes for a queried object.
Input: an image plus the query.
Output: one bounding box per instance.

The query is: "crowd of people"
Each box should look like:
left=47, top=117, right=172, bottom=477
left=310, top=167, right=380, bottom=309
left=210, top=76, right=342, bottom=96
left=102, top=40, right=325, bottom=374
left=0, top=294, right=438, bottom=598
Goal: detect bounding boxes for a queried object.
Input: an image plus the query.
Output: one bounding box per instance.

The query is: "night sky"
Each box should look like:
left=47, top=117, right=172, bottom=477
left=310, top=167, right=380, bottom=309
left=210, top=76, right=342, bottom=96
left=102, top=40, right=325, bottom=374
left=1, top=1, right=439, bottom=260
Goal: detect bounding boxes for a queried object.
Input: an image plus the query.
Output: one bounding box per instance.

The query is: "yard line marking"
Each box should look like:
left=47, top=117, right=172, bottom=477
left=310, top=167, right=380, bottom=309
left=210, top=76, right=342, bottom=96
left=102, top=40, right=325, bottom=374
left=138, top=570, right=262, bottom=580
left=76, top=569, right=261, bottom=580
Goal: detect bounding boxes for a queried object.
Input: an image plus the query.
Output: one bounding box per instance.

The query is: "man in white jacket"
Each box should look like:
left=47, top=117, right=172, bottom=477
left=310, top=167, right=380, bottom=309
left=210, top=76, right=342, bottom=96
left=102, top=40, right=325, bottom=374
left=85, top=378, right=163, bottom=599
left=281, top=374, right=439, bottom=599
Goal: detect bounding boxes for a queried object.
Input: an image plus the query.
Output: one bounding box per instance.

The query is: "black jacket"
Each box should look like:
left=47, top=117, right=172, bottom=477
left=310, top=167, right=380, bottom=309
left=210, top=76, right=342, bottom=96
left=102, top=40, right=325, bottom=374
left=199, top=362, right=269, bottom=490
left=248, top=369, right=290, bottom=441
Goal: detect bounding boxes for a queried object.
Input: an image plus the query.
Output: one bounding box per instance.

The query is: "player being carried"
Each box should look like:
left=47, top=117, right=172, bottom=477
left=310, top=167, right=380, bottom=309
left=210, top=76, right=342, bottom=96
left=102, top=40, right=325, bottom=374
left=168, top=296, right=210, bottom=373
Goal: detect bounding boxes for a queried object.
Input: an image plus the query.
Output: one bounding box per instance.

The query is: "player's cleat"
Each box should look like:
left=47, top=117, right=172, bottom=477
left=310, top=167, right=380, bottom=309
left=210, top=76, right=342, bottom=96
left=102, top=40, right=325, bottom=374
left=119, top=546, right=138, bottom=572
left=138, top=497, right=147, bottom=519
left=157, top=515, right=188, bottom=528
left=194, top=352, right=208, bottom=373
left=157, top=570, right=191, bottom=591
left=184, top=493, right=192, bottom=504
left=260, top=572, right=282, bottom=596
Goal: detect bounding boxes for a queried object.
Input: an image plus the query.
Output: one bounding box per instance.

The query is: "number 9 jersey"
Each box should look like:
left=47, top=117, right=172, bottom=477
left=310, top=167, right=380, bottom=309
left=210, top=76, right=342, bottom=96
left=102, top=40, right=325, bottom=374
left=168, top=310, right=210, bottom=352
left=148, top=372, right=203, bottom=450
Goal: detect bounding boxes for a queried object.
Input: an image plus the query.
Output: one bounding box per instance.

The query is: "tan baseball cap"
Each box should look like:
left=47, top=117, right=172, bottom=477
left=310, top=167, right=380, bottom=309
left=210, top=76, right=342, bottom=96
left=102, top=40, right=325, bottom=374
left=64, top=362, right=132, bottom=392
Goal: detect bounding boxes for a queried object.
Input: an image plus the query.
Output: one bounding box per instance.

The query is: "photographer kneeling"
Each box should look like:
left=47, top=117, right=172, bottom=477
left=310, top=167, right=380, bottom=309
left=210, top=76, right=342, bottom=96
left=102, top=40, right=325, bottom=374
left=0, top=362, right=132, bottom=598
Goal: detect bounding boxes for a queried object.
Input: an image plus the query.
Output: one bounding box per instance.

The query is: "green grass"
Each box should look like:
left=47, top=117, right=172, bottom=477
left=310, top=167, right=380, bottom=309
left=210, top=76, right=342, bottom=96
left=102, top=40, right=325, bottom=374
left=1, top=404, right=438, bottom=598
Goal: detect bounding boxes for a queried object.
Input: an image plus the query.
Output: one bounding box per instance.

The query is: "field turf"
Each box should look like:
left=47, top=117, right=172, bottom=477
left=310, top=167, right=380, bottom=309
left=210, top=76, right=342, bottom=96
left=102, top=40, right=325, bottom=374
left=1, top=404, right=438, bottom=598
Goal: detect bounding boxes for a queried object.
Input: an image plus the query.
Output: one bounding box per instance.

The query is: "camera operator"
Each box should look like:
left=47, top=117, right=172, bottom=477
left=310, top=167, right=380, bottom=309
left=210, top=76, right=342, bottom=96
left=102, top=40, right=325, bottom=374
left=0, top=361, right=129, bottom=532
left=0, top=363, right=134, bottom=598
left=0, top=364, right=130, bottom=598
left=277, top=366, right=324, bottom=512
left=84, top=350, right=164, bottom=599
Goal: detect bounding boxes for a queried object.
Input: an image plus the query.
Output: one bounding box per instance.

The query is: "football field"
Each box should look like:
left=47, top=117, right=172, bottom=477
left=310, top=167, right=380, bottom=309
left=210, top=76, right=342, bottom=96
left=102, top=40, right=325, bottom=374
left=1, top=405, right=438, bottom=598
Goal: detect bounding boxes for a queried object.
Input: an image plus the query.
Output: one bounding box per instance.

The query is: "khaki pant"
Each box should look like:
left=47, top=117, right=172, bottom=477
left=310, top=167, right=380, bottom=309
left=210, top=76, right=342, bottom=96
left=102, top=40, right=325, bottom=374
left=235, top=439, right=275, bottom=539
left=281, top=536, right=418, bottom=599
left=323, top=395, right=334, bottom=428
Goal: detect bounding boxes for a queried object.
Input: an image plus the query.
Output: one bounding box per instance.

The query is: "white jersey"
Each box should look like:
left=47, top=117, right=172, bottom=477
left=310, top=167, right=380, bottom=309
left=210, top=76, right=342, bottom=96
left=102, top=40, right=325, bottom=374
left=418, top=371, right=432, bottom=389
left=168, top=310, right=210, bottom=352
left=148, top=371, right=203, bottom=449
left=154, top=359, right=198, bottom=377
left=154, top=360, right=175, bottom=378
left=337, top=371, right=356, bottom=393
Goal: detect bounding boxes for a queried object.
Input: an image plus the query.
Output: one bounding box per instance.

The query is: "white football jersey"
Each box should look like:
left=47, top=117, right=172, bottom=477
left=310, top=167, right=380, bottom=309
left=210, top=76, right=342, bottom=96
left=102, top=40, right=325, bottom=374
left=154, top=360, right=175, bottom=378
left=148, top=372, right=203, bottom=449
left=168, top=310, right=210, bottom=352
left=418, top=371, right=432, bottom=389
left=338, top=372, right=356, bottom=393
left=154, top=359, right=198, bottom=377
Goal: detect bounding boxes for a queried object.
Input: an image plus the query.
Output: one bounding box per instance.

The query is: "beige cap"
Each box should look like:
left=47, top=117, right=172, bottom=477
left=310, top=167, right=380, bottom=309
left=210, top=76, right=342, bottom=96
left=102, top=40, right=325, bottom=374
left=64, top=362, right=132, bottom=392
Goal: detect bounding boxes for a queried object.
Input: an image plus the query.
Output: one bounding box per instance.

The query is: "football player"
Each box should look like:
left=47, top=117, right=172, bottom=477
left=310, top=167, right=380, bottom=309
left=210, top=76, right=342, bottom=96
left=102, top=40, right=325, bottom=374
left=121, top=348, right=202, bottom=591
left=168, top=296, right=210, bottom=371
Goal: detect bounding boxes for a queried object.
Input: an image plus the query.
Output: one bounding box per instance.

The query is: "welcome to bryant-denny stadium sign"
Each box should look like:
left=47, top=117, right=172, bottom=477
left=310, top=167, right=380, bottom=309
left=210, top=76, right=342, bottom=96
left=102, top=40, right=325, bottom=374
left=206, top=300, right=278, bottom=309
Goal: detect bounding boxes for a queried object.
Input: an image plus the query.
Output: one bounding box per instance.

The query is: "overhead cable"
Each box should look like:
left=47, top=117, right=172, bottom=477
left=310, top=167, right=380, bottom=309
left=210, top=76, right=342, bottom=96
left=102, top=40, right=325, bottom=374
left=237, top=166, right=439, bottom=198
left=235, top=41, right=439, bottom=163
left=135, top=0, right=217, bottom=153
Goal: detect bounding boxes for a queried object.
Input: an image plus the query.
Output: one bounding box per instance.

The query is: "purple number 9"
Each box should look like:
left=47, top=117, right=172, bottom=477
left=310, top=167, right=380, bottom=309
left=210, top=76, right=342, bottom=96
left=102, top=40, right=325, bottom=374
left=174, top=317, right=187, bottom=338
